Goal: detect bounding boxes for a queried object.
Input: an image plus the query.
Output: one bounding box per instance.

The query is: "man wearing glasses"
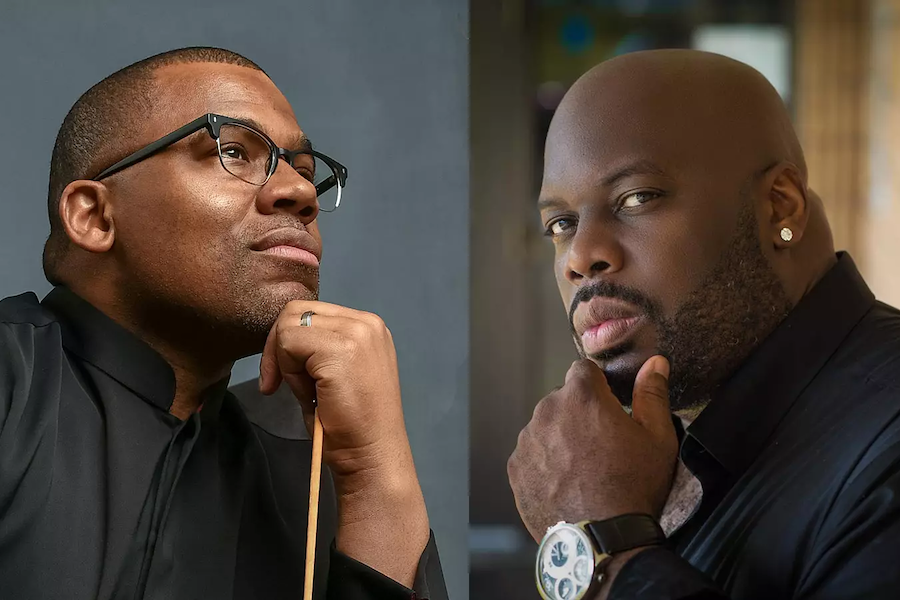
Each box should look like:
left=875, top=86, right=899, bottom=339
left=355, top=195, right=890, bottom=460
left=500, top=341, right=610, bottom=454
left=0, top=47, right=446, bottom=600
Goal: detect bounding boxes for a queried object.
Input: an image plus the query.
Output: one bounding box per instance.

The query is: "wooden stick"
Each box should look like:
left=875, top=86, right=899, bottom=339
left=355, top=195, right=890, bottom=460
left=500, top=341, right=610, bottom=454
left=303, top=408, right=324, bottom=600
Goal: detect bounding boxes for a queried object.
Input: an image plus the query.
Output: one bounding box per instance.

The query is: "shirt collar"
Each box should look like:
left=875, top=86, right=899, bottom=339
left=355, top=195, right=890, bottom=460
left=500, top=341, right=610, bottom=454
left=685, top=252, right=875, bottom=476
left=41, top=286, right=229, bottom=414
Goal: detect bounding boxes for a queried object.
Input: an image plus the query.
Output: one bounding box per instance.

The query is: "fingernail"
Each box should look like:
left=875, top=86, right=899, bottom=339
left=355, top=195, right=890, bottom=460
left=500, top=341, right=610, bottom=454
left=655, top=356, right=670, bottom=381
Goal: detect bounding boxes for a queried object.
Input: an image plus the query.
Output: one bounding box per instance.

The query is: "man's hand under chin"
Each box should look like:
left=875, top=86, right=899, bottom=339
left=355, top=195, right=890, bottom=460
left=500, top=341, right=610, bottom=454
left=508, top=356, right=678, bottom=593
left=258, top=300, right=429, bottom=588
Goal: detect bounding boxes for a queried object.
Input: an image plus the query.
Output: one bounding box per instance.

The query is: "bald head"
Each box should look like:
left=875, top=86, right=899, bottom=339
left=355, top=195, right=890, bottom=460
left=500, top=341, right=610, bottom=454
left=550, top=49, right=807, bottom=198
left=582, top=50, right=804, bottom=167
left=540, top=50, right=836, bottom=410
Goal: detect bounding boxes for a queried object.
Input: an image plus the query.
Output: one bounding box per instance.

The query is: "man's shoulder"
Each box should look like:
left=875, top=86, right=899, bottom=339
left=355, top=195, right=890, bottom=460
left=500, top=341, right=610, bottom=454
left=0, top=291, right=57, bottom=329
left=805, top=301, right=900, bottom=469
left=0, top=292, right=65, bottom=360
left=838, top=301, right=900, bottom=392
left=788, top=301, right=900, bottom=457
left=0, top=292, right=65, bottom=432
left=869, top=299, right=900, bottom=335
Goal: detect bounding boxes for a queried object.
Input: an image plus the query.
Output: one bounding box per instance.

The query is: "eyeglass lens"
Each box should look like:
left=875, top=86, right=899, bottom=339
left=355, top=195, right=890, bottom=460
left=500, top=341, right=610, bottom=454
left=216, top=123, right=340, bottom=211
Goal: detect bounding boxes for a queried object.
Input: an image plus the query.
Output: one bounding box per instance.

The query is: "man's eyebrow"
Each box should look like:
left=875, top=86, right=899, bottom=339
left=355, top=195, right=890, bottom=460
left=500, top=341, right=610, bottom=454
left=537, top=161, right=668, bottom=210
left=230, top=115, right=314, bottom=154
left=537, top=196, right=567, bottom=211
left=291, top=134, right=314, bottom=155
left=601, top=160, right=667, bottom=187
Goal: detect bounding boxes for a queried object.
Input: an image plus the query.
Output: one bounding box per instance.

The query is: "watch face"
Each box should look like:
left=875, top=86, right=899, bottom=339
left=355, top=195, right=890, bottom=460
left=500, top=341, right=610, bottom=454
left=535, top=523, right=595, bottom=600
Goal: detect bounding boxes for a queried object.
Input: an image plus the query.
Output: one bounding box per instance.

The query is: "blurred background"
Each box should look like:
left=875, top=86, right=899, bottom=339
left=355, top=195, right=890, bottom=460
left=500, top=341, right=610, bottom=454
left=470, top=0, right=900, bottom=597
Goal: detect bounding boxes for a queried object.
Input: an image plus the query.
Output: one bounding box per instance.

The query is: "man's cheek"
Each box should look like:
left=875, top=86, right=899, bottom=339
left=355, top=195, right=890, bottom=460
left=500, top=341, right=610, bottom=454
left=555, top=271, right=571, bottom=306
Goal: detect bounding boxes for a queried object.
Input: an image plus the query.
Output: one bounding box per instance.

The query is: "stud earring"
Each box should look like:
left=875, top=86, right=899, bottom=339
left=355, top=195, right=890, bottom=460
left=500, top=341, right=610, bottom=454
left=780, top=227, right=793, bottom=242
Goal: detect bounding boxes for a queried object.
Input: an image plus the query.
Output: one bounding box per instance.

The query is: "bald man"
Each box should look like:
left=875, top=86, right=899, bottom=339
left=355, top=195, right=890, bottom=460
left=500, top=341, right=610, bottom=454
left=508, top=50, right=900, bottom=600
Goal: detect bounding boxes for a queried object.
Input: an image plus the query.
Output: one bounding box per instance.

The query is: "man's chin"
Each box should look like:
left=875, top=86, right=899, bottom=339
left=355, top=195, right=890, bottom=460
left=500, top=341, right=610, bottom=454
left=251, top=282, right=318, bottom=321
left=223, top=283, right=318, bottom=353
left=263, top=279, right=319, bottom=302
left=588, top=345, right=655, bottom=407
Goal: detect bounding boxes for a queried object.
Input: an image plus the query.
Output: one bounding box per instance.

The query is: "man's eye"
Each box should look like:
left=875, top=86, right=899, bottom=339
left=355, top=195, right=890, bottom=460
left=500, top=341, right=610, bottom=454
left=295, top=167, right=315, bottom=183
left=619, top=191, right=660, bottom=209
left=545, top=218, right=576, bottom=237
left=221, top=145, right=250, bottom=162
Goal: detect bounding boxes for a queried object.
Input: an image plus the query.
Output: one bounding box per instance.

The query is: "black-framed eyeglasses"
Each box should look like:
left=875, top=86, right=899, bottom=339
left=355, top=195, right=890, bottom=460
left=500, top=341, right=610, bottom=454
left=92, top=113, right=348, bottom=212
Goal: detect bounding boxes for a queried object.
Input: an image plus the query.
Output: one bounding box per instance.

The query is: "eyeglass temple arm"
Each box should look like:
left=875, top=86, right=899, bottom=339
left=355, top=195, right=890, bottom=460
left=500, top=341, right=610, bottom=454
left=310, top=151, right=348, bottom=191
left=93, top=115, right=213, bottom=181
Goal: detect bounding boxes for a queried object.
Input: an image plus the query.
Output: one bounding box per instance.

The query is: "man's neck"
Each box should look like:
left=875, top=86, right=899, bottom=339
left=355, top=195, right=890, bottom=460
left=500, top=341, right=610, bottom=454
left=164, top=353, right=232, bottom=420
left=118, top=327, right=232, bottom=420
left=673, top=399, right=710, bottom=426
left=71, top=284, right=234, bottom=420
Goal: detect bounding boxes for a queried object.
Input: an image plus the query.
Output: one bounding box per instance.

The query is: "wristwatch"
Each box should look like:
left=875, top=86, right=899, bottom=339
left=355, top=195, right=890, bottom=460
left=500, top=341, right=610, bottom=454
left=535, top=513, right=665, bottom=600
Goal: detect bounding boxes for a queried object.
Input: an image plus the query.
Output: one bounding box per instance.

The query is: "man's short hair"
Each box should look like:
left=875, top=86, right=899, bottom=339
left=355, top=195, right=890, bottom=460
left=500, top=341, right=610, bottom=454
left=43, top=47, right=265, bottom=286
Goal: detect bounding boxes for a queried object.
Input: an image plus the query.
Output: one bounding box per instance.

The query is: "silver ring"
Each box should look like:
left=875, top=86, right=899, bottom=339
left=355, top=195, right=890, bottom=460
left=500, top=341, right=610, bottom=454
left=300, top=310, right=315, bottom=327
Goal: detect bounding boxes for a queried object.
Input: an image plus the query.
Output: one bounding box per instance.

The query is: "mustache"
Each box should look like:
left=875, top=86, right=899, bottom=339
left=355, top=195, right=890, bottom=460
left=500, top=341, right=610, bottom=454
left=248, top=216, right=312, bottom=237
left=567, top=280, right=662, bottom=337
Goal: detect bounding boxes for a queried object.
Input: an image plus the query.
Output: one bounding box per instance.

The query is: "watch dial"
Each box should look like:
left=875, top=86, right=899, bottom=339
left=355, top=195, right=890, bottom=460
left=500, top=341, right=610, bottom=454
left=573, top=557, right=590, bottom=584
left=537, top=524, right=594, bottom=600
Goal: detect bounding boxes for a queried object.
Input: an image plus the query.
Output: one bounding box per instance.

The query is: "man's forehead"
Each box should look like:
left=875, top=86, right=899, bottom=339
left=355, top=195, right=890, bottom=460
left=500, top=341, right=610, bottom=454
left=542, top=93, right=746, bottom=191
left=543, top=111, right=677, bottom=186
left=149, top=63, right=304, bottom=145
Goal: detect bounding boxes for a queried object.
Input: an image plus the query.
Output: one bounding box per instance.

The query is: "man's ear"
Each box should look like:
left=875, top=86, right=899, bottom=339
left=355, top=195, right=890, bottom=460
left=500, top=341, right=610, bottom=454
left=761, top=162, right=809, bottom=249
left=58, top=180, right=116, bottom=253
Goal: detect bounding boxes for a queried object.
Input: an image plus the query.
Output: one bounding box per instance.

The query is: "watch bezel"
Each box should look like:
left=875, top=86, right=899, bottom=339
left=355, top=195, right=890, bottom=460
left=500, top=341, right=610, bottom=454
left=535, top=521, right=609, bottom=600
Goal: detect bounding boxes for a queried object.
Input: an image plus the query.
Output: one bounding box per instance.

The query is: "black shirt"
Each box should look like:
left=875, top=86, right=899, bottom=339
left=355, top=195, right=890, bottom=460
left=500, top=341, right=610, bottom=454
left=609, top=253, right=900, bottom=599
left=0, top=287, right=447, bottom=600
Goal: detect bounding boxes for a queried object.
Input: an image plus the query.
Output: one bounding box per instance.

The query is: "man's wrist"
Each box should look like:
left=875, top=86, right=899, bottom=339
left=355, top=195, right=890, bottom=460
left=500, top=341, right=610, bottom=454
left=333, top=457, right=430, bottom=588
left=589, top=513, right=665, bottom=598
left=332, top=442, right=427, bottom=529
left=336, top=469, right=428, bottom=533
left=536, top=515, right=664, bottom=600
left=595, top=546, right=652, bottom=600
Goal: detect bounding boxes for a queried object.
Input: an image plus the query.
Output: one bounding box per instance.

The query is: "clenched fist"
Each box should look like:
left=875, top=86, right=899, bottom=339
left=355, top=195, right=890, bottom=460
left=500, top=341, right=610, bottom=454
left=259, top=300, right=406, bottom=477
left=508, top=356, right=678, bottom=543
left=258, top=300, right=428, bottom=587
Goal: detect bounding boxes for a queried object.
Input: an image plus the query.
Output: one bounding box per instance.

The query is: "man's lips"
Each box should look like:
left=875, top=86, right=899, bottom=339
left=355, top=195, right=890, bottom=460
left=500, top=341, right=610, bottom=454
left=573, top=298, right=645, bottom=355
left=580, top=315, right=645, bottom=355
left=250, top=227, right=321, bottom=268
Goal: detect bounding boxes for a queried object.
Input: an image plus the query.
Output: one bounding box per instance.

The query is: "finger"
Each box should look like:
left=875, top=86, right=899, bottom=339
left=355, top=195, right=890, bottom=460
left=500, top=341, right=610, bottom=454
left=564, top=358, right=615, bottom=404
left=260, top=307, right=350, bottom=395
left=278, top=299, right=377, bottom=322
left=275, top=315, right=377, bottom=378
left=260, top=301, right=386, bottom=395
left=283, top=371, right=318, bottom=417
left=258, top=320, right=283, bottom=395
left=274, top=329, right=333, bottom=418
left=631, top=355, right=675, bottom=441
left=271, top=323, right=347, bottom=378
left=564, top=358, right=606, bottom=388
left=277, top=313, right=374, bottom=337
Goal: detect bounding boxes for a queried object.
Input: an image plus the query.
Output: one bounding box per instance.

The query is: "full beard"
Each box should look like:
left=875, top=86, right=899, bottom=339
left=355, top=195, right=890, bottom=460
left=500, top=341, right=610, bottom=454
left=584, top=202, right=793, bottom=412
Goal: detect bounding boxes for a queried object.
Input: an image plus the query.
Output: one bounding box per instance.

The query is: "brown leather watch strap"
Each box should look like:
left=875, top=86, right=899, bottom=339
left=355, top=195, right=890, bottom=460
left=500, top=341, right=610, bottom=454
left=585, top=513, right=665, bottom=555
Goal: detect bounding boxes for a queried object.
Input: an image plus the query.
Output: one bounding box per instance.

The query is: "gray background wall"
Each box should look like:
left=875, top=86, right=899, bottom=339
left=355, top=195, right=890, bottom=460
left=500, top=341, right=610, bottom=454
left=0, top=2, right=468, bottom=598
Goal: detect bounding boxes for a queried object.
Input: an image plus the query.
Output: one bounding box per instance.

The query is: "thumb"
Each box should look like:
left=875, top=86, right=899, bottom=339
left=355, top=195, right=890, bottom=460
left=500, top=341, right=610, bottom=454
left=258, top=322, right=283, bottom=395
left=631, top=355, right=675, bottom=442
left=283, top=372, right=318, bottom=435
